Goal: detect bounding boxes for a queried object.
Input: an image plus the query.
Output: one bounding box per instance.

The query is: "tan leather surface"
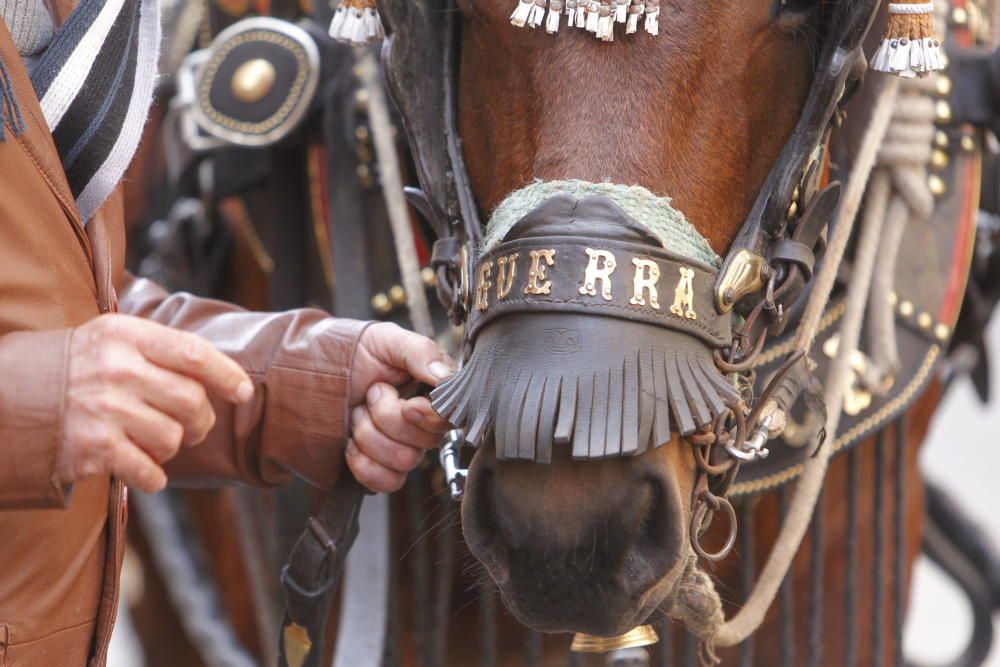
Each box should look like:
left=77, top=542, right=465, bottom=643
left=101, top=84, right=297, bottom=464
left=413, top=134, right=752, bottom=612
left=119, top=274, right=368, bottom=491
left=0, top=11, right=366, bottom=666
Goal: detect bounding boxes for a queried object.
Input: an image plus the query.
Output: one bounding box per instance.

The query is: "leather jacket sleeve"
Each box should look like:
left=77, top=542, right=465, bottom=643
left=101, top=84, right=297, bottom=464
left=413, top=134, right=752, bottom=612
left=118, top=273, right=371, bottom=491
left=0, top=329, right=74, bottom=509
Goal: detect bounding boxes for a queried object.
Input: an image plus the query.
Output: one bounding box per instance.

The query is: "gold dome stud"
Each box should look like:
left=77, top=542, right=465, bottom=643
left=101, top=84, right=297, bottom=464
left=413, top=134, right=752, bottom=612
left=421, top=267, right=437, bottom=287
left=934, top=323, right=950, bottom=341
left=371, top=293, right=392, bottom=314
left=952, top=6, right=969, bottom=25
left=931, top=149, right=949, bottom=170
left=928, top=174, right=947, bottom=196
left=935, top=100, right=953, bottom=124
left=231, top=58, right=277, bottom=103
left=935, top=75, right=953, bottom=97
left=961, top=135, right=976, bottom=152
left=934, top=130, right=949, bottom=149
left=388, top=284, right=406, bottom=305
left=899, top=300, right=915, bottom=317
left=917, top=312, right=933, bottom=329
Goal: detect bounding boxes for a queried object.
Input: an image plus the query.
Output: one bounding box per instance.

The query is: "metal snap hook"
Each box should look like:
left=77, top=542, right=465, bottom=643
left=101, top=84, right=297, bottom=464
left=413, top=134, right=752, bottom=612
left=439, top=430, right=468, bottom=501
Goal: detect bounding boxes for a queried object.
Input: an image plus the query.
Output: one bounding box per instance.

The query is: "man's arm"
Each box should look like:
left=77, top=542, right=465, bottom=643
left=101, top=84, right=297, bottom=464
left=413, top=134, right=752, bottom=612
left=118, top=274, right=451, bottom=492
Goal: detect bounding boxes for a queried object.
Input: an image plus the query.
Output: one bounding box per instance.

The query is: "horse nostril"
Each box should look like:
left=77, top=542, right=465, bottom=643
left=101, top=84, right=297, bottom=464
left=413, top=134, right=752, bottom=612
left=462, top=468, right=510, bottom=579
left=626, top=478, right=682, bottom=591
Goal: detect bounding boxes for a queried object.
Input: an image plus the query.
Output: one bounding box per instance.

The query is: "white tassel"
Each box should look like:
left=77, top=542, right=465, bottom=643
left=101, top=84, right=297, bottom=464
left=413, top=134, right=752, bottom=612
left=575, top=3, right=586, bottom=27
left=510, top=0, right=533, bottom=27
left=585, top=0, right=600, bottom=32
left=625, top=1, right=642, bottom=33
left=546, top=0, right=563, bottom=32
left=329, top=6, right=348, bottom=38
left=597, top=4, right=613, bottom=40
left=869, top=2, right=942, bottom=77
left=614, top=0, right=627, bottom=23
left=644, top=7, right=659, bottom=34
left=329, top=4, right=382, bottom=45
left=527, top=0, right=547, bottom=28
left=565, top=0, right=577, bottom=26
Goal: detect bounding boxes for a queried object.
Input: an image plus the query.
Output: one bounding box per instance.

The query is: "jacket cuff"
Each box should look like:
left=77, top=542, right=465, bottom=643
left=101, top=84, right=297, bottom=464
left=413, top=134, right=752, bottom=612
left=0, top=329, right=73, bottom=509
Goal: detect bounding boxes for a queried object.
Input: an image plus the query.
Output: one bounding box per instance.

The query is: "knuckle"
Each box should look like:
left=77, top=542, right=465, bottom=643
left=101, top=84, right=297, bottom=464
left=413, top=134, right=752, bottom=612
left=178, top=383, right=209, bottom=411
left=181, top=337, right=207, bottom=366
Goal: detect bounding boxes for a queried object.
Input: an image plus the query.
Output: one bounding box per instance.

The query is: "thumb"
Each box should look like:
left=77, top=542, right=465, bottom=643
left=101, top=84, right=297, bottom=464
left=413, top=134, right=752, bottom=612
left=367, top=324, right=455, bottom=387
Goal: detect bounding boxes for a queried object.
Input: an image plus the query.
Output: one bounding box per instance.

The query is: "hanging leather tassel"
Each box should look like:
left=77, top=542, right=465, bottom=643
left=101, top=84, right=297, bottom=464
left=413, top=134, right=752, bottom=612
left=328, top=0, right=384, bottom=45
left=575, top=0, right=586, bottom=28
left=643, top=0, right=659, bottom=35
left=510, top=0, right=534, bottom=27
left=565, top=0, right=577, bottom=27
left=626, top=0, right=643, bottom=34
left=613, top=0, right=628, bottom=23
left=0, top=58, right=25, bottom=143
left=585, top=0, right=600, bottom=33
left=546, top=0, right=563, bottom=33
left=870, top=2, right=942, bottom=77
left=527, top=0, right=548, bottom=28
left=597, top=0, right=613, bottom=40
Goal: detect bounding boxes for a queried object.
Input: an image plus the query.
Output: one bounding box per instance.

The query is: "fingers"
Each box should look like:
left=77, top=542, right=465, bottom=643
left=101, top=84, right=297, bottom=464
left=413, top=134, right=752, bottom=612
left=351, top=404, right=425, bottom=473
left=110, top=439, right=167, bottom=494
left=130, top=363, right=217, bottom=445
left=363, top=323, right=455, bottom=388
left=364, top=383, right=449, bottom=450
left=111, top=396, right=186, bottom=462
left=124, top=317, right=254, bottom=403
left=346, top=440, right=406, bottom=493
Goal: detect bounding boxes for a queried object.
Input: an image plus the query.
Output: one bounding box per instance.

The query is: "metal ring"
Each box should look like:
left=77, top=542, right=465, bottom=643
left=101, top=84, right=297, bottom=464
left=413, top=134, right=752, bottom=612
left=692, top=443, right=735, bottom=476
left=690, top=493, right=738, bottom=562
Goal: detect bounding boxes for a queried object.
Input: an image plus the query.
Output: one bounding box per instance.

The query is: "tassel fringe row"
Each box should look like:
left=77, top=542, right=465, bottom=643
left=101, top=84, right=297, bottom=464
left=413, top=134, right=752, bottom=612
left=329, top=0, right=384, bottom=46
left=510, top=0, right=662, bottom=39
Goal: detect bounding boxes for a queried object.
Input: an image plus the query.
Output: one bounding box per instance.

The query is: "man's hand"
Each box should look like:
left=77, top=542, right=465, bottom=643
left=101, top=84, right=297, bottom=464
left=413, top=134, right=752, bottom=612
left=346, top=323, right=454, bottom=493
left=57, top=315, right=254, bottom=493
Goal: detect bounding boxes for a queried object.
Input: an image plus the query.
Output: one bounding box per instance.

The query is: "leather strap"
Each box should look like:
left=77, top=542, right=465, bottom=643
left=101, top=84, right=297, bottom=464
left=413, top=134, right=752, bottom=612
left=467, top=235, right=731, bottom=347
left=278, top=472, right=366, bottom=667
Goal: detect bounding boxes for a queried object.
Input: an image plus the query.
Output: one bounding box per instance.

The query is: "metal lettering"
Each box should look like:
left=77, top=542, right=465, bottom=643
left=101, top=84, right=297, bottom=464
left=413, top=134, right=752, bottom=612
left=669, top=267, right=697, bottom=320
left=524, top=249, right=556, bottom=295
left=475, top=260, right=494, bottom=311
left=578, top=248, right=616, bottom=301
left=629, top=258, right=660, bottom=309
left=495, top=253, right=519, bottom=299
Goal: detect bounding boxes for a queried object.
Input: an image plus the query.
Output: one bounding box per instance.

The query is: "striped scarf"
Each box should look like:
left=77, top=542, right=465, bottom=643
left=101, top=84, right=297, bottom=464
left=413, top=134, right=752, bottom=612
left=5, top=0, right=160, bottom=221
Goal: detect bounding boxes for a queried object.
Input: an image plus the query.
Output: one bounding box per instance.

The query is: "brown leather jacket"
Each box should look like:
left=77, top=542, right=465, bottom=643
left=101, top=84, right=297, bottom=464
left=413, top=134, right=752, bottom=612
left=0, top=11, right=366, bottom=666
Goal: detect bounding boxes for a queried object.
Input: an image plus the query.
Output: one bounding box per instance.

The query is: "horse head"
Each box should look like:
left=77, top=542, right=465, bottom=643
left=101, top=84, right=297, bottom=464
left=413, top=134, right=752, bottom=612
left=380, top=0, right=881, bottom=641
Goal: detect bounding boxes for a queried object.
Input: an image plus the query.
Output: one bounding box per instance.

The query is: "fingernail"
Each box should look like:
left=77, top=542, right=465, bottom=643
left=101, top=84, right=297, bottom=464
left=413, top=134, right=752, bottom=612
left=346, top=440, right=359, bottom=457
left=367, top=384, right=382, bottom=404
left=428, top=361, right=453, bottom=382
left=351, top=407, right=364, bottom=427
left=405, top=407, right=425, bottom=424
left=235, top=380, right=254, bottom=403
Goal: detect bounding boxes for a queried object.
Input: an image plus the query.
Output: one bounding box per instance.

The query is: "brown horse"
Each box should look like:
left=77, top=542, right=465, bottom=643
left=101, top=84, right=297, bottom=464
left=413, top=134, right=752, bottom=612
left=451, top=1, right=945, bottom=664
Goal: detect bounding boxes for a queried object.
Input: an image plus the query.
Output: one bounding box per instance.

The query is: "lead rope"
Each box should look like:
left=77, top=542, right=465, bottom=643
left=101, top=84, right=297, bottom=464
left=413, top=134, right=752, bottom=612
left=707, top=75, right=903, bottom=652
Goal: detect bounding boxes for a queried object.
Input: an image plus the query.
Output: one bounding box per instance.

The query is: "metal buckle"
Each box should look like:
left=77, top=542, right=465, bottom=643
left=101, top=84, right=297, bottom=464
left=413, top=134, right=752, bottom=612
left=439, top=430, right=468, bottom=501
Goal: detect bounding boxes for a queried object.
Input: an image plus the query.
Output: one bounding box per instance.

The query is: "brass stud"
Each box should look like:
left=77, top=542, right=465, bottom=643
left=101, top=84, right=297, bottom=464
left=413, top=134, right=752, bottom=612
left=935, top=75, right=953, bottom=97
left=952, top=6, right=969, bottom=25
left=356, top=146, right=373, bottom=164
left=421, top=267, right=437, bottom=287
left=935, top=100, right=953, bottom=124
left=928, top=174, right=947, bottom=196
left=961, top=135, right=976, bottom=152
left=371, top=293, right=391, bottom=314
left=355, top=125, right=370, bottom=142
left=934, top=130, right=949, bottom=149
left=388, top=284, right=406, bottom=305
left=354, top=88, right=370, bottom=110
left=917, top=312, right=933, bottom=329
left=888, top=291, right=899, bottom=306
left=356, top=164, right=371, bottom=180
left=786, top=201, right=798, bottom=221
left=931, top=149, right=950, bottom=170
left=231, top=58, right=276, bottom=103
left=899, top=300, right=915, bottom=317
left=934, top=323, right=950, bottom=341
left=792, top=185, right=801, bottom=203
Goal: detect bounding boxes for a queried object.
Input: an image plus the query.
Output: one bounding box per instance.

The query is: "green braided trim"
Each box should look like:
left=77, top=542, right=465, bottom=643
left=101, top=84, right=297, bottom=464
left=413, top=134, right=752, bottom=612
left=483, top=180, right=721, bottom=268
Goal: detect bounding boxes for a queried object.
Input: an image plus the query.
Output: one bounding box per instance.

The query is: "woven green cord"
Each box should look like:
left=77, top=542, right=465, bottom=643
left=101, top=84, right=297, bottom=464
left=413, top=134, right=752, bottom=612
left=483, top=179, right=722, bottom=268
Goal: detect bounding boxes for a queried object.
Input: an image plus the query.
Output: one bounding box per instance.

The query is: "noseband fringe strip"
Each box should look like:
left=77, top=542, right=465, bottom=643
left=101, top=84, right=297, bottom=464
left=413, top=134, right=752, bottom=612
left=510, top=0, right=659, bottom=39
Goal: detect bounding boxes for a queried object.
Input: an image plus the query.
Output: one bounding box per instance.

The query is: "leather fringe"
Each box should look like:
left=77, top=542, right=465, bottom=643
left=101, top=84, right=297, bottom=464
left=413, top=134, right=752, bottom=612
left=431, top=332, right=739, bottom=462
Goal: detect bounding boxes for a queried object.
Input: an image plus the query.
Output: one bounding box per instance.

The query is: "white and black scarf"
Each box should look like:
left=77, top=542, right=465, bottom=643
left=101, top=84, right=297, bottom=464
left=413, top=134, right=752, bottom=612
left=0, top=0, right=160, bottom=221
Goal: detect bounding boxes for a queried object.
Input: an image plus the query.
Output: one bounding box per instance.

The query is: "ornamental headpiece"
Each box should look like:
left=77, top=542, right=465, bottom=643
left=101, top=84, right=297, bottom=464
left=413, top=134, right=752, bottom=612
left=870, top=1, right=943, bottom=77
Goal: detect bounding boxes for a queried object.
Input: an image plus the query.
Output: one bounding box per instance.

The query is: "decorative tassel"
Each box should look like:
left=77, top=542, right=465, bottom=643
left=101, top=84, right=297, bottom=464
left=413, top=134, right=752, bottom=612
left=565, top=0, right=577, bottom=27
left=614, top=0, right=628, bottom=23
left=585, top=0, right=600, bottom=32
left=597, top=1, right=613, bottom=41
left=328, top=0, right=383, bottom=45
left=510, top=0, right=534, bottom=28
left=575, top=2, right=586, bottom=28
left=0, top=59, right=25, bottom=143
left=546, top=0, right=563, bottom=33
left=870, top=2, right=942, bottom=78
left=644, top=0, right=659, bottom=35
left=626, top=1, right=643, bottom=34
left=527, top=0, right=548, bottom=28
